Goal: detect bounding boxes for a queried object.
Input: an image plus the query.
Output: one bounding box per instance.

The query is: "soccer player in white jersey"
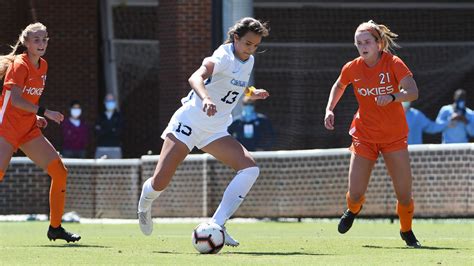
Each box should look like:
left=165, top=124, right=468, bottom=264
left=137, top=17, right=270, bottom=247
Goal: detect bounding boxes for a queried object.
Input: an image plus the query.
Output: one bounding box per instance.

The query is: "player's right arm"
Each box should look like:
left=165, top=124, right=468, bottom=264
left=188, top=58, right=217, bottom=117
left=324, top=77, right=347, bottom=130
left=9, top=85, right=63, bottom=124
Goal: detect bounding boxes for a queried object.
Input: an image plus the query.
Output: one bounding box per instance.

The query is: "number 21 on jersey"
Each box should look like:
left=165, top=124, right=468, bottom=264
left=379, top=72, right=391, bottom=84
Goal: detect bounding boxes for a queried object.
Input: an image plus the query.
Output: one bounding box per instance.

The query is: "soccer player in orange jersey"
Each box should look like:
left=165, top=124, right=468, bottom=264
left=324, top=20, right=420, bottom=248
left=0, top=23, right=80, bottom=242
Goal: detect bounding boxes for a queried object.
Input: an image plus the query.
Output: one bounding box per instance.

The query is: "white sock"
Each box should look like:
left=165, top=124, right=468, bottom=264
left=211, top=167, right=260, bottom=226
left=138, top=178, right=162, bottom=212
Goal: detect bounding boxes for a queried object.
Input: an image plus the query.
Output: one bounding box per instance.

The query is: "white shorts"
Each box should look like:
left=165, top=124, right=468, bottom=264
left=161, top=109, right=230, bottom=151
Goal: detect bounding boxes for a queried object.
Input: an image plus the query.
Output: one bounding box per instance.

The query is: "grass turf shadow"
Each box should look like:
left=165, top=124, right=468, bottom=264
left=32, top=244, right=111, bottom=248
left=362, top=245, right=461, bottom=250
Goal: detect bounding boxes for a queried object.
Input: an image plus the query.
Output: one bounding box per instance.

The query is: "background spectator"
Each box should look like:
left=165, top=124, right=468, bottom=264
left=228, top=96, right=274, bottom=151
left=61, top=100, right=89, bottom=158
left=403, top=101, right=447, bottom=145
left=436, top=89, right=474, bottom=143
left=95, top=93, right=123, bottom=158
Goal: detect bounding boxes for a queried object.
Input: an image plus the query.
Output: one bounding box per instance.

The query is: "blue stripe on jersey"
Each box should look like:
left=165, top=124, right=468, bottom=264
left=204, top=76, right=212, bottom=85
left=181, top=91, right=194, bottom=104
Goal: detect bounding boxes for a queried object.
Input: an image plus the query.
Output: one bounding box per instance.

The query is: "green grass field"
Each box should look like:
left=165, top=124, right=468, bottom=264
left=0, top=220, right=472, bottom=265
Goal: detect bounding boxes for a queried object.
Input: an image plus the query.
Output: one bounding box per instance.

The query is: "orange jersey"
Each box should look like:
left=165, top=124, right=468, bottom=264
left=0, top=53, right=47, bottom=127
left=339, top=51, right=412, bottom=143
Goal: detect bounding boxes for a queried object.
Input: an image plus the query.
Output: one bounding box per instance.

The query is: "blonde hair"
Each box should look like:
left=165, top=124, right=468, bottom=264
left=356, top=20, right=399, bottom=52
left=0, top=22, right=47, bottom=79
left=225, top=17, right=269, bottom=44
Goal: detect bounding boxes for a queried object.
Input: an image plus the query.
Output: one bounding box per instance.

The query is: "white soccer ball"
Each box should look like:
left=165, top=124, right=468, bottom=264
left=191, top=222, right=225, bottom=254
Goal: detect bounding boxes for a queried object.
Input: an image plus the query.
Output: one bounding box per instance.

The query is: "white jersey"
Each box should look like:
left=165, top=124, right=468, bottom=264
left=178, top=43, right=254, bottom=133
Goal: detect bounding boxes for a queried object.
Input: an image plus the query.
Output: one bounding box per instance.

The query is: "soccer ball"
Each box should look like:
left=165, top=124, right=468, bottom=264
left=191, top=222, right=225, bottom=254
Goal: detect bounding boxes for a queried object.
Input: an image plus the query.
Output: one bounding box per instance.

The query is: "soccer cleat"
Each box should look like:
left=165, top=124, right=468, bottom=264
left=47, top=225, right=81, bottom=243
left=338, top=206, right=362, bottom=234
left=222, top=226, right=239, bottom=247
left=400, top=230, right=422, bottom=248
left=138, top=210, right=153, bottom=236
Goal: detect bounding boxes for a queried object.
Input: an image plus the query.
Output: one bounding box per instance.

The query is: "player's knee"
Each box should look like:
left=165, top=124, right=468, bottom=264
left=151, top=174, right=171, bottom=191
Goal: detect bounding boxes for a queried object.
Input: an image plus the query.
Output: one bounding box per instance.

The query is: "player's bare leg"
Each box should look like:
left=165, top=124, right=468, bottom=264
left=0, top=137, right=15, bottom=182
left=21, top=136, right=80, bottom=242
left=138, top=134, right=189, bottom=235
left=338, top=153, right=374, bottom=234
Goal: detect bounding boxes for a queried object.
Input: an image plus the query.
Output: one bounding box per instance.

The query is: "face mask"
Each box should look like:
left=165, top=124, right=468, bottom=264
left=455, top=99, right=466, bottom=115
left=105, top=101, right=116, bottom=111
left=70, top=108, right=82, bottom=118
left=401, top=102, right=410, bottom=110
left=456, top=100, right=465, bottom=109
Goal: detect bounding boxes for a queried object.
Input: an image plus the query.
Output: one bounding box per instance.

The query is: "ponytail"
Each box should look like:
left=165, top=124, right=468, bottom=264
left=0, top=41, right=20, bottom=79
left=356, top=20, right=400, bottom=52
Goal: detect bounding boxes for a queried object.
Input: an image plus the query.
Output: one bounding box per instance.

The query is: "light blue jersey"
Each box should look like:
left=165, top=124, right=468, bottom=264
left=436, top=105, right=474, bottom=143
left=405, top=108, right=447, bottom=144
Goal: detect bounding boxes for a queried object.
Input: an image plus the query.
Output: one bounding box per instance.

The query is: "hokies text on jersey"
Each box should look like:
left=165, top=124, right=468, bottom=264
left=356, top=72, right=394, bottom=96
left=357, top=85, right=394, bottom=96
left=23, top=86, right=44, bottom=96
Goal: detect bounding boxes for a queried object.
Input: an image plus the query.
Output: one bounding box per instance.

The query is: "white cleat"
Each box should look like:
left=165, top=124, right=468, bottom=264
left=223, top=226, right=240, bottom=247
left=138, top=210, right=153, bottom=236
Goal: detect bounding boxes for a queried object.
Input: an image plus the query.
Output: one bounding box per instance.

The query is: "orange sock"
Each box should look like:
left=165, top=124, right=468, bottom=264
left=397, top=199, right=414, bottom=232
left=47, top=158, right=68, bottom=228
left=0, top=170, right=4, bottom=182
left=346, top=191, right=365, bottom=214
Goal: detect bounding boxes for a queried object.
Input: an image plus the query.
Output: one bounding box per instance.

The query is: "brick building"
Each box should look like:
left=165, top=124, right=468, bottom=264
left=1, top=0, right=473, bottom=158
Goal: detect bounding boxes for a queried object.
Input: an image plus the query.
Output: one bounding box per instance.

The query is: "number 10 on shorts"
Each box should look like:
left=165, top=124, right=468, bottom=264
left=176, top=122, right=192, bottom=136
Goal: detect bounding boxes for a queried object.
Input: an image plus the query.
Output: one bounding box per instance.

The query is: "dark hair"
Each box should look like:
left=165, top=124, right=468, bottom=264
left=454, top=89, right=466, bottom=101
left=225, top=17, right=269, bottom=44
left=70, top=100, right=81, bottom=107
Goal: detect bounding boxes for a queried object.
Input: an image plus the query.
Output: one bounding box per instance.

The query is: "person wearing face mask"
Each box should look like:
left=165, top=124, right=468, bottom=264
left=228, top=96, right=274, bottom=151
left=61, top=100, right=89, bottom=158
left=436, top=89, right=474, bottom=143
left=94, top=93, right=123, bottom=158
left=402, top=101, right=447, bottom=145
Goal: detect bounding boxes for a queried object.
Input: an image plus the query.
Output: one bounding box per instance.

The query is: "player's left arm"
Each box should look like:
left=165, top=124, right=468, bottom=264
left=245, top=86, right=269, bottom=100
left=377, top=57, right=418, bottom=106
left=395, top=76, right=419, bottom=102
left=376, top=76, right=418, bottom=106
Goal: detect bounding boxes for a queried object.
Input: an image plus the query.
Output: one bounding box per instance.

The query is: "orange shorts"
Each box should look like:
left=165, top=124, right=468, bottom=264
left=0, top=120, right=42, bottom=151
left=349, top=136, right=408, bottom=161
